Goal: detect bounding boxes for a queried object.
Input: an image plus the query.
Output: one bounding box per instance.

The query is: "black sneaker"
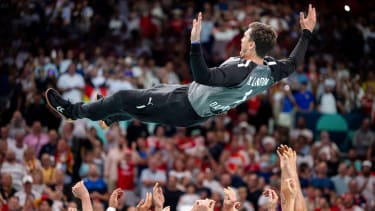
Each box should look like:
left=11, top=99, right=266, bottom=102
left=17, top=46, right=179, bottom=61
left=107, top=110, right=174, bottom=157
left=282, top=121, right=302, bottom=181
left=96, top=93, right=111, bottom=129
left=45, top=88, right=75, bottom=120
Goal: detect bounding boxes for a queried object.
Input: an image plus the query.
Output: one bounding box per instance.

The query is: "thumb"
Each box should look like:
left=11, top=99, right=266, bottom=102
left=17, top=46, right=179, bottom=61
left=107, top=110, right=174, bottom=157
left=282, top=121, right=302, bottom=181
left=234, top=202, right=241, bottom=209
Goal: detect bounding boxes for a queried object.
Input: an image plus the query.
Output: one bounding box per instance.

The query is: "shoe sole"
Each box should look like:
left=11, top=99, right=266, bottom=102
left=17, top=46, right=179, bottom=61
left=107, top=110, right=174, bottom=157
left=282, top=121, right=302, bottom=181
left=44, top=88, right=73, bottom=121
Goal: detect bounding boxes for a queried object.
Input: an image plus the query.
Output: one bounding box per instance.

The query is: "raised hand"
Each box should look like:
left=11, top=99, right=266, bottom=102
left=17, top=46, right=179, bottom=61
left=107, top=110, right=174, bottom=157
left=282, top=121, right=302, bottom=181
left=72, top=181, right=90, bottom=200
left=284, top=178, right=298, bottom=199
left=153, top=183, right=165, bottom=210
left=277, top=145, right=297, bottom=178
left=277, top=145, right=287, bottom=169
left=136, top=192, right=153, bottom=211
left=109, top=188, right=124, bottom=209
left=223, top=187, right=241, bottom=210
left=72, top=181, right=93, bottom=211
left=162, top=206, right=170, bottom=211
left=263, top=188, right=279, bottom=210
left=191, top=12, right=202, bottom=43
left=191, top=199, right=216, bottom=211
left=300, top=4, right=317, bottom=32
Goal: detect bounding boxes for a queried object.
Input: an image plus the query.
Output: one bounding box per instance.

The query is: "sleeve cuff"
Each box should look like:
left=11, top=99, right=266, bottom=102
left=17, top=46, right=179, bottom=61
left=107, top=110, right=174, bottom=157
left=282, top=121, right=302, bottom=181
left=106, top=207, right=116, bottom=211
left=302, top=29, right=312, bottom=39
left=190, top=43, right=202, bottom=54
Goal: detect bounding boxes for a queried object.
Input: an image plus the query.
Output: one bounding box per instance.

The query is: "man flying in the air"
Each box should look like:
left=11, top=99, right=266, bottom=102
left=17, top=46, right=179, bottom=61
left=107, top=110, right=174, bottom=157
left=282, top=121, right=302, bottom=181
left=45, top=4, right=316, bottom=127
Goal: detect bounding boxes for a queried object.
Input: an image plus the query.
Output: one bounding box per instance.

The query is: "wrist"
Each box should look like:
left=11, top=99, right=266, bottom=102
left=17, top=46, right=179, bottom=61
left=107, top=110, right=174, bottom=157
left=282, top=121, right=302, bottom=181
left=154, top=204, right=163, bottom=209
left=191, top=40, right=200, bottom=44
left=81, top=194, right=91, bottom=200
left=223, top=204, right=235, bottom=210
left=154, top=207, right=163, bottom=211
left=284, top=196, right=296, bottom=202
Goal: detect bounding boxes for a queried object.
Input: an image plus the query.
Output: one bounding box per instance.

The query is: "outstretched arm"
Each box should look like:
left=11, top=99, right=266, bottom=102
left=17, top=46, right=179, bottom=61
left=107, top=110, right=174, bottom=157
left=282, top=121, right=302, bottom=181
left=277, top=145, right=307, bottom=211
left=190, top=13, right=250, bottom=87
left=271, top=4, right=316, bottom=81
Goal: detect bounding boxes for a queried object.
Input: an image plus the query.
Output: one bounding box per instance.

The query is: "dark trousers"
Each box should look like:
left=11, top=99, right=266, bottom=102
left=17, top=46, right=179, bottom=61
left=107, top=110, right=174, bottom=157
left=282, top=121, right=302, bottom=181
left=74, top=84, right=206, bottom=127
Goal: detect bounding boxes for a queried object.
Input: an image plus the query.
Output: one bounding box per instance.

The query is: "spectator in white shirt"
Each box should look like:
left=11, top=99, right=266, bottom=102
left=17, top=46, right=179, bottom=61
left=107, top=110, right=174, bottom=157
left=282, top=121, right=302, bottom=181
left=203, top=168, right=223, bottom=196
left=1, top=149, right=27, bottom=191
left=14, top=175, right=41, bottom=207
left=318, top=82, right=337, bottom=114
left=57, top=63, right=85, bottom=103
left=331, top=162, right=350, bottom=195
left=356, top=160, right=375, bottom=209
left=8, top=131, right=27, bottom=163
left=312, top=131, right=339, bottom=162
left=140, top=157, right=166, bottom=198
left=177, top=183, right=200, bottom=211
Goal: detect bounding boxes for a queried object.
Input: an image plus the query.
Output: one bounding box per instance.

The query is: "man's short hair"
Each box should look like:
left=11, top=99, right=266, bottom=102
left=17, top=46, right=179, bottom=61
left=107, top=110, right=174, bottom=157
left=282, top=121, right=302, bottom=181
left=248, top=22, right=277, bottom=58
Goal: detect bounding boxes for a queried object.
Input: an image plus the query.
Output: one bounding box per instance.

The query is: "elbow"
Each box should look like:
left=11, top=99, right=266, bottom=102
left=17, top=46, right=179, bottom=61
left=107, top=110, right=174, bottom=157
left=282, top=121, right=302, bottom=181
left=195, top=77, right=209, bottom=84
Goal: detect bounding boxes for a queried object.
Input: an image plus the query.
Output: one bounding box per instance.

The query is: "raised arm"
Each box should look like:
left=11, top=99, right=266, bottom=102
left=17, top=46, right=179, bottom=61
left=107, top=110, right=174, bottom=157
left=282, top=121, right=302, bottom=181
left=72, top=181, right=93, bottom=211
left=271, top=4, right=316, bottom=81
left=190, top=12, right=250, bottom=87
left=277, top=145, right=307, bottom=211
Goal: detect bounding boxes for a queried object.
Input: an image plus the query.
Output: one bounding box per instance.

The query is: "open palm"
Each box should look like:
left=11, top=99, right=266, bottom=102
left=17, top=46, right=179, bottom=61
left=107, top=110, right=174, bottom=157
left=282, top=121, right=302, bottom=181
left=191, top=12, right=202, bottom=42
left=300, top=4, right=316, bottom=32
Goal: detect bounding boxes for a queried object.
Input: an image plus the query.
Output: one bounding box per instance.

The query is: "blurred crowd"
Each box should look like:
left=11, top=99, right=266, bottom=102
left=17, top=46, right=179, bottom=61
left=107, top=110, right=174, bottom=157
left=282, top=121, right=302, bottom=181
left=0, top=0, right=375, bottom=211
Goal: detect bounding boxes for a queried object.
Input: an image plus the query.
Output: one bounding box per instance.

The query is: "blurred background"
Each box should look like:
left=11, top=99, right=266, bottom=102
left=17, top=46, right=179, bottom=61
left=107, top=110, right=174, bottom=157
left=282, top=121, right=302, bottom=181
left=0, top=0, right=374, bottom=211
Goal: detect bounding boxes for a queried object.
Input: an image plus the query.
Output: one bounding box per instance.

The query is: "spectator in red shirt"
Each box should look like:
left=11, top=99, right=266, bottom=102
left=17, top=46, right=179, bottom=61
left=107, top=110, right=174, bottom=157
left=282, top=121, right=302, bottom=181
left=117, top=149, right=137, bottom=206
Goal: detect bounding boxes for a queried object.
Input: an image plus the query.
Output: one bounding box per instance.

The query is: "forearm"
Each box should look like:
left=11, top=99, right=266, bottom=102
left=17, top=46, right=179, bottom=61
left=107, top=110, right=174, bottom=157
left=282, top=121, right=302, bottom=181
left=190, top=43, right=211, bottom=84
left=285, top=199, right=295, bottom=211
left=288, top=30, right=312, bottom=68
left=154, top=206, right=163, bottom=211
left=81, top=195, right=94, bottom=211
left=282, top=164, right=306, bottom=211
left=189, top=44, right=247, bottom=86
left=272, top=30, right=312, bottom=81
left=292, top=173, right=307, bottom=211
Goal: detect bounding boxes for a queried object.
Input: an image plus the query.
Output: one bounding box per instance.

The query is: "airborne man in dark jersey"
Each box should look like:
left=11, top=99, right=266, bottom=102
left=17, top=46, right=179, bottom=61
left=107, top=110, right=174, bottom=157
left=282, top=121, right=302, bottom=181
left=45, top=5, right=316, bottom=127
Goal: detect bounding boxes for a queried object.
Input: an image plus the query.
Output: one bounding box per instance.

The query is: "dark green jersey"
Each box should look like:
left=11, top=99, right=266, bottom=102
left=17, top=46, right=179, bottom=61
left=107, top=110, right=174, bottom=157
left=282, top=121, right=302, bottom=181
left=188, top=58, right=274, bottom=117
left=188, top=30, right=312, bottom=117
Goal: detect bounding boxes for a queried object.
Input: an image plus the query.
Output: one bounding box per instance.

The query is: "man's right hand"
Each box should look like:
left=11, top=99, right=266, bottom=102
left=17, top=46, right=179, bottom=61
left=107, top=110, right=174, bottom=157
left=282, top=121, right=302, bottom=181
left=136, top=192, right=153, bottom=211
left=191, top=12, right=202, bottom=43
left=283, top=178, right=298, bottom=200
left=223, top=187, right=241, bottom=210
left=109, top=188, right=124, bottom=209
left=300, top=4, right=316, bottom=32
left=191, top=199, right=216, bottom=211
left=263, top=188, right=279, bottom=210
left=72, top=181, right=90, bottom=200
left=153, top=183, right=165, bottom=209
